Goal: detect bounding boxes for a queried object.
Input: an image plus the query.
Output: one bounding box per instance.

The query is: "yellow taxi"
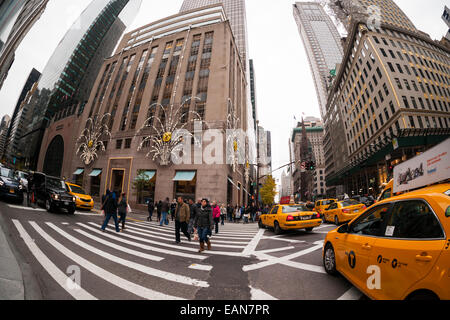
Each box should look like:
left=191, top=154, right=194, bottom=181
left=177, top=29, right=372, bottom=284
left=323, top=199, right=366, bottom=225
left=65, top=182, right=94, bottom=210
left=322, top=183, right=450, bottom=300
left=315, top=199, right=337, bottom=219
left=259, top=204, right=322, bottom=235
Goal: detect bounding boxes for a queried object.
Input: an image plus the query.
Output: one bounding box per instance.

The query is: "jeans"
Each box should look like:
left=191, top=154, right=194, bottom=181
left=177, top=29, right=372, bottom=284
left=160, top=212, right=169, bottom=226
left=197, top=227, right=210, bottom=243
left=220, top=215, right=225, bottom=225
left=101, top=212, right=120, bottom=232
left=188, top=219, right=195, bottom=234
left=175, top=220, right=190, bottom=243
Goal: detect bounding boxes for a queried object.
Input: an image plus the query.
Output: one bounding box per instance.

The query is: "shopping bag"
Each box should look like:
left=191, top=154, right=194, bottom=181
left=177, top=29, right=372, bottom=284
left=127, top=204, right=132, bottom=213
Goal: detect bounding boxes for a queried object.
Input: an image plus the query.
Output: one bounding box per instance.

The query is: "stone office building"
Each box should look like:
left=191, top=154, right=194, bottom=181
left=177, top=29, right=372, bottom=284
left=39, top=5, right=252, bottom=209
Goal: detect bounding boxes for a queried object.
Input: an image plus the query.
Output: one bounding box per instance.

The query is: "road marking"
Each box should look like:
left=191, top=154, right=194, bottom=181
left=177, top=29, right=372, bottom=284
left=189, top=264, right=213, bottom=271
left=338, top=287, right=364, bottom=300
left=8, top=205, right=44, bottom=212
left=73, top=228, right=164, bottom=262
left=124, top=223, right=247, bottom=248
left=77, top=223, right=206, bottom=260
left=250, top=286, right=278, bottom=300
left=127, top=222, right=249, bottom=244
left=255, top=246, right=295, bottom=254
left=28, top=221, right=184, bottom=300
left=46, top=222, right=207, bottom=288
left=261, top=235, right=305, bottom=243
left=243, top=241, right=324, bottom=272
left=137, top=221, right=258, bottom=235
left=279, top=260, right=326, bottom=274
left=12, top=220, right=97, bottom=300
left=242, top=229, right=265, bottom=256
left=315, top=224, right=336, bottom=230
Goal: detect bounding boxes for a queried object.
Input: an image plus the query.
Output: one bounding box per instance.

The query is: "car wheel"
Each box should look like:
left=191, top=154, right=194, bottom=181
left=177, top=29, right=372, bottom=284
left=274, top=221, right=282, bottom=235
left=323, top=243, right=338, bottom=276
left=258, top=219, right=265, bottom=229
left=334, top=216, right=339, bottom=226
left=305, top=227, right=313, bottom=232
left=45, top=199, right=53, bottom=213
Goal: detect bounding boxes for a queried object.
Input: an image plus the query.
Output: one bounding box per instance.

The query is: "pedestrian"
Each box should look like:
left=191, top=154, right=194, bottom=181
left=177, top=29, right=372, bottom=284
left=100, top=190, right=120, bottom=233
left=212, top=201, right=221, bottom=234
left=250, top=202, right=257, bottom=222
left=234, top=205, right=240, bottom=222
left=157, top=200, right=162, bottom=222
left=188, top=198, right=198, bottom=235
left=170, top=199, right=177, bottom=221
left=227, top=203, right=233, bottom=222
left=243, top=206, right=250, bottom=224
left=194, top=199, right=213, bottom=252
left=27, top=173, right=34, bottom=207
left=147, top=198, right=154, bottom=221
left=117, top=192, right=128, bottom=231
left=160, top=197, right=170, bottom=226
left=175, top=196, right=191, bottom=244
left=220, top=204, right=226, bottom=225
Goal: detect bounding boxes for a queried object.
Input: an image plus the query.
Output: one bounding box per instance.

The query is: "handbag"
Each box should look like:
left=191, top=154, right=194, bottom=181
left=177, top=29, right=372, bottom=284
left=127, top=204, right=132, bottom=213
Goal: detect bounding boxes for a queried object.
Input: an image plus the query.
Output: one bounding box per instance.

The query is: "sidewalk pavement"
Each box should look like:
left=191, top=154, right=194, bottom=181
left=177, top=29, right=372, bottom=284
left=0, top=213, right=24, bottom=300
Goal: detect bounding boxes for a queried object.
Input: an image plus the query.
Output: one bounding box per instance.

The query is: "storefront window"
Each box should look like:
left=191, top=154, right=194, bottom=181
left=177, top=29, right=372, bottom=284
left=134, top=170, right=156, bottom=204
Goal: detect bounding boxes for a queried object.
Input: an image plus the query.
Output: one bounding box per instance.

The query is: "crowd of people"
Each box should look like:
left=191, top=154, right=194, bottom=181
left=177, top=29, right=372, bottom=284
left=100, top=191, right=269, bottom=253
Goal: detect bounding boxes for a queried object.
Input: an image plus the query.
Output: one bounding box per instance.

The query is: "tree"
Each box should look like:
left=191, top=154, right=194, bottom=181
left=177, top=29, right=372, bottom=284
left=260, top=175, right=277, bottom=206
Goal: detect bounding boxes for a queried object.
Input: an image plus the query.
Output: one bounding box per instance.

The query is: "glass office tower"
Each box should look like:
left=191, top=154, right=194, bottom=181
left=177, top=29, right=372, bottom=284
left=17, top=0, right=141, bottom=170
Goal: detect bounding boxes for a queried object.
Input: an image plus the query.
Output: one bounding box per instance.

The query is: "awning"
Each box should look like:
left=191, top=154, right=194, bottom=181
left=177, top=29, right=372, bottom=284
left=136, top=170, right=156, bottom=181
left=173, top=171, right=196, bottom=181
left=73, top=168, right=84, bottom=175
left=89, top=169, right=102, bottom=177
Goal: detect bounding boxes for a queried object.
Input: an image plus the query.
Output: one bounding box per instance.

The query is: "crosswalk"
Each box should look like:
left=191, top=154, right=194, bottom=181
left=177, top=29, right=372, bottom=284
left=12, top=218, right=261, bottom=300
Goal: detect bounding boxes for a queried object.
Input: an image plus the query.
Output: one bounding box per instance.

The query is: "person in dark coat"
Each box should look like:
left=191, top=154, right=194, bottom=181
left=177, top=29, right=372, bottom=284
left=194, top=199, right=213, bottom=252
left=156, top=200, right=162, bottom=222
left=117, top=193, right=128, bottom=230
left=175, top=197, right=191, bottom=243
left=160, top=198, right=170, bottom=226
left=147, top=198, right=154, bottom=221
left=188, top=199, right=198, bottom=235
left=170, top=199, right=177, bottom=222
left=101, top=190, right=120, bottom=232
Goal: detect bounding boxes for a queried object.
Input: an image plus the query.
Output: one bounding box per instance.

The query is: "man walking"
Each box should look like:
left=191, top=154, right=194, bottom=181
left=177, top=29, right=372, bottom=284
left=147, top=198, right=154, bottom=221
left=194, top=199, right=213, bottom=252
left=175, top=197, right=191, bottom=244
left=160, top=198, right=170, bottom=226
left=101, top=190, right=120, bottom=233
left=188, top=199, right=198, bottom=235
left=156, top=200, right=162, bottom=222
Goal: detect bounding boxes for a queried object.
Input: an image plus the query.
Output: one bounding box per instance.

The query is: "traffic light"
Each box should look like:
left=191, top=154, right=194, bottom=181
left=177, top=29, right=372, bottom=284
left=306, top=161, right=315, bottom=171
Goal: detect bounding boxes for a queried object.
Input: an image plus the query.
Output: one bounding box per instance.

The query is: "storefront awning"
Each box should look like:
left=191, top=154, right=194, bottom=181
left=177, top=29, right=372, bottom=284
left=73, top=168, right=84, bottom=175
left=136, top=170, right=156, bottom=181
left=89, top=169, right=102, bottom=177
left=173, top=171, right=196, bottom=181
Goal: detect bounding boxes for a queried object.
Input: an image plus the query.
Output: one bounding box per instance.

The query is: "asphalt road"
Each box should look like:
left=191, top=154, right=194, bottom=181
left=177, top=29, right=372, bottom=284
left=0, top=200, right=365, bottom=300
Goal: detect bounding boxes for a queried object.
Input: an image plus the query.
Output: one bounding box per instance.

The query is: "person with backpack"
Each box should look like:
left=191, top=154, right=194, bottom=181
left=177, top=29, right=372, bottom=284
left=101, top=190, right=120, bottom=233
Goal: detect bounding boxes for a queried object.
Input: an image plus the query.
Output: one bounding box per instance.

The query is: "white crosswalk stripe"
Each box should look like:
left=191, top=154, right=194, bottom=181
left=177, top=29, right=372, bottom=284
left=10, top=218, right=261, bottom=300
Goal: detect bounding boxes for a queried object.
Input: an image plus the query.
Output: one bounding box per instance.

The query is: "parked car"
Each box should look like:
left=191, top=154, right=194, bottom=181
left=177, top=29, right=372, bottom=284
left=0, top=166, right=24, bottom=203
left=31, top=172, right=76, bottom=214
left=323, top=199, right=366, bottom=225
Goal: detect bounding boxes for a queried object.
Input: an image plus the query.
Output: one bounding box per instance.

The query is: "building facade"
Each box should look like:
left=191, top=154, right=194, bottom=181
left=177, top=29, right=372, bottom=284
left=0, top=114, right=11, bottom=159
left=0, top=0, right=48, bottom=91
left=2, top=67, right=41, bottom=164
left=38, top=5, right=252, bottom=209
left=293, top=2, right=344, bottom=118
left=17, top=0, right=141, bottom=173
left=325, top=20, right=450, bottom=197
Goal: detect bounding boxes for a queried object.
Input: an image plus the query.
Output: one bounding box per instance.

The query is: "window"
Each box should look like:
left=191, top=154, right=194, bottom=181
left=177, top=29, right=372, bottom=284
left=125, top=138, right=132, bottom=149
left=386, top=201, right=444, bottom=239
left=116, top=139, right=123, bottom=149
left=387, top=62, right=395, bottom=72
left=350, top=204, right=392, bottom=237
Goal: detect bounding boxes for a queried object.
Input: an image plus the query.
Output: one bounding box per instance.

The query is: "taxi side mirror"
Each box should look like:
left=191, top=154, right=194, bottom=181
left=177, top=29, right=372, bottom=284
left=337, top=223, right=349, bottom=234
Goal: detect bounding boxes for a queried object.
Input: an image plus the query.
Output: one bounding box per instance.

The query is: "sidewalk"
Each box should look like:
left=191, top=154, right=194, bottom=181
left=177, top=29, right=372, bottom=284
left=0, top=213, right=24, bottom=300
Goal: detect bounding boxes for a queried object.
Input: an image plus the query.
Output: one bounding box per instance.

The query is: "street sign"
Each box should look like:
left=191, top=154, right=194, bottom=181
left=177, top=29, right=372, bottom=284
left=392, top=138, right=399, bottom=150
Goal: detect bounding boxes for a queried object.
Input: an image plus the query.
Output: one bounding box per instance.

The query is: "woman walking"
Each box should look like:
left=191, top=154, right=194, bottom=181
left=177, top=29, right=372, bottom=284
left=234, top=205, right=240, bottom=223
left=194, top=199, right=213, bottom=252
left=212, top=201, right=221, bottom=234
left=117, top=193, right=128, bottom=231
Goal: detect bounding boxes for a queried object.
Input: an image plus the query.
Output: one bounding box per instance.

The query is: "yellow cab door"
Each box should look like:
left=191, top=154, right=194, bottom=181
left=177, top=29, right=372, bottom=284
left=268, top=206, right=279, bottom=228
left=325, top=202, right=338, bottom=223
left=335, top=203, right=393, bottom=292
left=369, top=200, right=446, bottom=300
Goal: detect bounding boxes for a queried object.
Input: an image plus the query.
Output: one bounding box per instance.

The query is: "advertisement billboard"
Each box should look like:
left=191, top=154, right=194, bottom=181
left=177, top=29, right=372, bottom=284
left=393, top=138, right=450, bottom=193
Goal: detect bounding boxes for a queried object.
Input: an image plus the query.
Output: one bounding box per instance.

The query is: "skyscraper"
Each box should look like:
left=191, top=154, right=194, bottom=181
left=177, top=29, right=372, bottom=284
left=16, top=0, right=141, bottom=172
left=0, top=0, right=48, bottom=90
left=293, top=2, right=344, bottom=118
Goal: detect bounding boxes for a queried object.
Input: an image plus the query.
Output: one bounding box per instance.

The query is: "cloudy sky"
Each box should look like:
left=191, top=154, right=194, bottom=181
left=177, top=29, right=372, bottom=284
left=0, top=0, right=448, bottom=185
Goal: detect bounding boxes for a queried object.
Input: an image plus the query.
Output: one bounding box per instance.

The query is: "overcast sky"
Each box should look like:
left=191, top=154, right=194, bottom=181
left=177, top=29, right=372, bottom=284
left=0, top=0, right=448, bottom=185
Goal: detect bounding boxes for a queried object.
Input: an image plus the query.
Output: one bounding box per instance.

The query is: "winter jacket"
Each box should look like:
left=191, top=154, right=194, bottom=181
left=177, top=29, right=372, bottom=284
left=161, top=200, right=169, bottom=213
left=176, top=202, right=190, bottom=223
left=189, top=203, right=199, bottom=222
left=212, top=205, right=221, bottom=219
left=103, top=194, right=117, bottom=215
left=194, top=205, right=213, bottom=228
left=118, top=197, right=127, bottom=214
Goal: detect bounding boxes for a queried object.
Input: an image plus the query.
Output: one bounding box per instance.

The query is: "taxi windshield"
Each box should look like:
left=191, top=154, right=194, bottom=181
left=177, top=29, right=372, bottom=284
left=69, top=185, right=86, bottom=194
left=282, top=205, right=313, bottom=213
left=341, top=199, right=360, bottom=207
left=322, top=200, right=335, bottom=206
